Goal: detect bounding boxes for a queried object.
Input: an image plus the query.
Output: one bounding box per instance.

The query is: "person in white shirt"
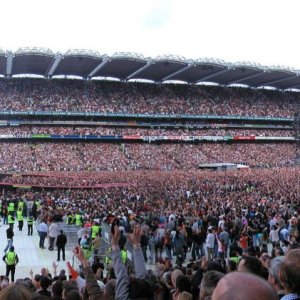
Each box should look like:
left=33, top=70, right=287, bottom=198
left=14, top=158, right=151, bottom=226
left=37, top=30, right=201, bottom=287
left=77, top=225, right=86, bottom=245
left=206, top=227, right=215, bottom=261
left=37, top=220, right=48, bottom=249
left=48, top=221, right=60, bottom=251
left=269, top=225, right=279, bottom=246
left=218, top=216, right=225, bottom=231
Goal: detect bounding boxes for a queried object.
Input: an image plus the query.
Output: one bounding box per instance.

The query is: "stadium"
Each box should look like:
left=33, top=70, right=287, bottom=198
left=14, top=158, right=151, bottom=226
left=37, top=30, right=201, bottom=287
left=0, top=45, right=299, bottom=299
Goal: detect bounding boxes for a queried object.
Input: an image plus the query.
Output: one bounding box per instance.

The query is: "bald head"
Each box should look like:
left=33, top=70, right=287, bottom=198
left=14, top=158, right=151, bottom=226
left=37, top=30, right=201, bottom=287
left=212, top=272, right=277, bottom=300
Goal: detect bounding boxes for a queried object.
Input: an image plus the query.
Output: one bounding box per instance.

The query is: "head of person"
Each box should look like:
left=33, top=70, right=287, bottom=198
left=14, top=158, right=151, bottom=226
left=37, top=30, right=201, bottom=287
left=51, top=280, right=63, bottom=299
left=62, top=282, right=81, bottom=300
left=199, top=270, right=224, bottom=300
left=128, top=278, right=154, bottom=300
left=175, top=274, right=191, bottom=294
left=279, top=248, right=300, bottom=295
left=268, top=256, right=284, bottom=291
left=208, top=259, right=226, bottom=274
left=273, top=247, right=284, bottom=257
left=9, top=246, right=14, bottom=252
left=238, top=256, right=263, bottom=277
left=0, top=284, right=32, bottom=300
left=177, top=291, right=193, bottom=300
left=16, top=278, right=36, bottom=293
left=33, top=274, right=41, bottom=289
left=40, top=268, right=47, bottom=277
left=171, top=269, right=184, bottom=288
left=40, top=276, right=51, bottom=291
left=190, top=269, right=203, bottom=299
left=227, top=259, right=237, bottom=272
left=104, top=279, right=116, bottom=300
left=212, top=272, right=278, bottom=300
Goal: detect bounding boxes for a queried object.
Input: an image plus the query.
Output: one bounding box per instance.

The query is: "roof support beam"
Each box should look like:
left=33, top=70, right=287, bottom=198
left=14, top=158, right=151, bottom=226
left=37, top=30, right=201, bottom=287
left=283, top=80, right=300, bottom=90
left=229, top=71, right=265, bottom=85
left=127, top=62, right=152, bottom=80
left=196, top=67, right=229, bottom=83
left=88, top=57, right=109, bottom=78
left=162, top=64, right=192, bottom=81
left=47, top=55, right=63, bottom=78
left=256, top=74, right=297, bottom=88
left=6, top=52, right=13, bottom=77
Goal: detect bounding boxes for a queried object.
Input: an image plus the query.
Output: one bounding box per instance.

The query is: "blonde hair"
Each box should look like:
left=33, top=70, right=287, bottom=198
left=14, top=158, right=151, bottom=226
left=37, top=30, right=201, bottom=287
left=177, top=291, right=193, bottom=300
left=0, top=285, right=32, bottom=300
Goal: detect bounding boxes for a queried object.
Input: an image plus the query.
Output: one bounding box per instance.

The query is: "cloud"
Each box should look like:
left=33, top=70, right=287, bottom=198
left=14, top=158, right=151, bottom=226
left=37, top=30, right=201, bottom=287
left=142, top=0, right=173, bottom=29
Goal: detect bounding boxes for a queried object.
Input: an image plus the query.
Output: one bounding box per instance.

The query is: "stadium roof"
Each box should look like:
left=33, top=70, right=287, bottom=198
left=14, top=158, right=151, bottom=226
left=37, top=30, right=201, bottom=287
left=1, top=47, right=300, bottom=90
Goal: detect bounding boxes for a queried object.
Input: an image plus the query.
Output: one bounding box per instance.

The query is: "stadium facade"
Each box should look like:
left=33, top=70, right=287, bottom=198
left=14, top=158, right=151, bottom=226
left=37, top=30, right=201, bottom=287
left=1, top=47, right=300, bottom=90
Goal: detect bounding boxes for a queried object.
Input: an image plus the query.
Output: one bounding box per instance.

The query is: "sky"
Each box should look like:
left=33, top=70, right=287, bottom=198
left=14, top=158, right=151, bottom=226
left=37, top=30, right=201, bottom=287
left=1, top=0, right=300, bottom=69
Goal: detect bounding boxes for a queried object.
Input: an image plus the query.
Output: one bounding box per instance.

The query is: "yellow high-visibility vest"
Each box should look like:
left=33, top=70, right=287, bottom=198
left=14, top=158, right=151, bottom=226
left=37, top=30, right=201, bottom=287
left=17, top=210, right=23, bottom=221
left=91, top=225, right=101, bottom=238
left=6, top=252, right=16, bottom=265
left=8, top=215, right=15, bottom=224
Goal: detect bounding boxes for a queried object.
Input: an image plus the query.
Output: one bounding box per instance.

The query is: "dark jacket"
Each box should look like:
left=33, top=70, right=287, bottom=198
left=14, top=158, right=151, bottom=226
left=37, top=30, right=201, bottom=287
left=6, top=227, right=14, bottom=239
left=56, top=233, right=67, bottom=248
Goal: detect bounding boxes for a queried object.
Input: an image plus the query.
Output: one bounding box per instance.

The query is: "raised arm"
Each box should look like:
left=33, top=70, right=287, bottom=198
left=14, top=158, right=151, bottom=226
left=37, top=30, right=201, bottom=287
left=111, top=225, right=129, bottom=300
left=73, top=246, right=104, bottom=300
left=128, top=224, right=147, bottom=279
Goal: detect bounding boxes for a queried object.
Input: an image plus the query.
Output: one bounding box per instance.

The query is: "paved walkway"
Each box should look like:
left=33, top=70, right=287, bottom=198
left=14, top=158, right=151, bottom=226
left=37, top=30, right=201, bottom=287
left=1, top=221, right=242, bottom=281
left=0, top=220, right=74, bottom=280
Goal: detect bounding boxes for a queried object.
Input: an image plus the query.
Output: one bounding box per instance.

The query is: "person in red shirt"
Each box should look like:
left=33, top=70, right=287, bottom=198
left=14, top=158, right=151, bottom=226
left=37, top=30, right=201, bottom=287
left=239, top=233, right=249, bottom=253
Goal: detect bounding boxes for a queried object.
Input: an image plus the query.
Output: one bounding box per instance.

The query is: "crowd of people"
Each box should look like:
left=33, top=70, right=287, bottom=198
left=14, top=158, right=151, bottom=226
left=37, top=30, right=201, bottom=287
left=0, top=78, right=299, bottom=117
left=0, top=142, right=296, bottom=176
left=0, top=78, right=298, bottom=299
left=0, top=126, right=295, bottom=137
left=0, top=166, right=299, bottom=298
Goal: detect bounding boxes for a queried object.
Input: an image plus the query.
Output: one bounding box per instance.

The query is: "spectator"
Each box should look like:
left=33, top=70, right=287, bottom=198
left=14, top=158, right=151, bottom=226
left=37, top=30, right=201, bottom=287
left=37, top=219, right=48, bottom=249
left=111, top=224, right=154, bottom=300
left=268, top=256, right=285, bottom=299
left=48, top=221, right=60, bottom=251
left=199, top=270, right=225, bottom=300
left=2, top=246, right=19, bottom=282
left=212, top=272, right=278, bottom=300
left=206, top=228, right=215, bottom=261
left=0, top=284, right=32, bottom=300
left=3, top=226, right=14, bottom=253
left=238, top=256, right=264, bottom=278
left=56, top=230, right=67, bottom=262
left=37, top=276, right=51, bottom=297
left=279, top=249, right=300, bottom=299
left=27, top=213, right=34, bottom=236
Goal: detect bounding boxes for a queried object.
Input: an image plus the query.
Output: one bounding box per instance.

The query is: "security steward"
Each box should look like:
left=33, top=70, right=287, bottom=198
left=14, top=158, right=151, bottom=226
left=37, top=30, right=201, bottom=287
left=8, top=201, right=15, bottom=216
left=91, top=222, right=101, bottom=240
left=17, top=207, right=24, bottom=231
left=27, top=213, right=34, bottom=235
left=75, top=212, right=83, bottom=227
left=3, top=246, right=19, bottom=282
left=8, top=214, right=15, bottom=229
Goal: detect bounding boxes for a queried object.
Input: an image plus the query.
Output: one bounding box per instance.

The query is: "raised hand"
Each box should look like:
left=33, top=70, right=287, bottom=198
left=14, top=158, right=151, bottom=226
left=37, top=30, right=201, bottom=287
left=128, top=224, right=142, bottom=247
left=73, top=246, right=85, bottom=262
left=111, top=225, right=120, bottom=249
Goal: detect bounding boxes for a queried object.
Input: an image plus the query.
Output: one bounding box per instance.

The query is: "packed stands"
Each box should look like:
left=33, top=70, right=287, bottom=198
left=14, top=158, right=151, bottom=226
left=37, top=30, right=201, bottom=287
left=0, top=76, right=299, bottom=299
left=0, top=142, right=295, bottom=175
left=0, top=79, right=298, bottom=117
left=0, top=126, right=295, bottom=137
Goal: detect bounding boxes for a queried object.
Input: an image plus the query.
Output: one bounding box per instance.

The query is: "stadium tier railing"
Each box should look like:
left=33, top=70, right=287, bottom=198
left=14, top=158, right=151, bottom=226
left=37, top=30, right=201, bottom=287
left=0, top=110, right=292, bottom=122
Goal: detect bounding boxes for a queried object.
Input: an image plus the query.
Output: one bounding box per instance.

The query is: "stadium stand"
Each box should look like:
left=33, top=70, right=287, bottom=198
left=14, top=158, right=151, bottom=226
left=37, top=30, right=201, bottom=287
left=0, top=51, right=298, bottom=299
